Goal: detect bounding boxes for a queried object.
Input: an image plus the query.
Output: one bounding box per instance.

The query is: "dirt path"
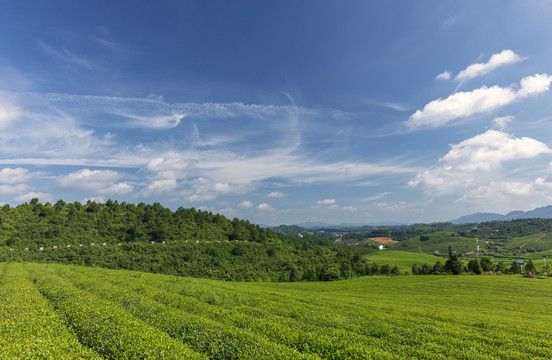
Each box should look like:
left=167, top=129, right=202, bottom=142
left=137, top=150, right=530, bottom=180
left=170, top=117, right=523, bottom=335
left=520, top=234, right=547, bottom=249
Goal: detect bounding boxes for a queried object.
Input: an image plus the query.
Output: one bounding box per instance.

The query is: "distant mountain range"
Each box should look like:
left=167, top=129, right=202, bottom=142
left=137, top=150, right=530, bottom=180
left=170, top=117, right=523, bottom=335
left=268, top=205, right=552, bottom=231
left=451, top=205, right=552, bottom=224
left=296, top=221, right=407, bottom=229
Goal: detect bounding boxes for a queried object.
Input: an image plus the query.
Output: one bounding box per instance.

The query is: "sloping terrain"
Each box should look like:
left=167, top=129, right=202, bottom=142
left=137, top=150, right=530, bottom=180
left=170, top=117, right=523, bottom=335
left=1, top=262, right=551, bottom=359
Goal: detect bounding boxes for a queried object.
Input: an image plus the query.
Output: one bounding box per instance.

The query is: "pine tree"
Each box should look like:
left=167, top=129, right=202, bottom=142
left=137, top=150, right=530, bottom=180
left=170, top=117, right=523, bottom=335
left=444, top=246, right=462, bottom=275
left=525, top=259, right=537, bottom=274
left=467, top=259, right=482, bottom=274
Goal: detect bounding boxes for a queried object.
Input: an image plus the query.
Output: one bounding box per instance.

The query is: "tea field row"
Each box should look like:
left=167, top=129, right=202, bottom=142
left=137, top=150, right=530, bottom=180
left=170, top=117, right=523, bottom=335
left=1, top=262, right=551, bottom=359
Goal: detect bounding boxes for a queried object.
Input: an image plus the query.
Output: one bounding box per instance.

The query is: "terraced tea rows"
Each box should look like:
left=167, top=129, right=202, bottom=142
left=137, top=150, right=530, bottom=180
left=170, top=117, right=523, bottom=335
left=1, top=262, right=552, bottom=359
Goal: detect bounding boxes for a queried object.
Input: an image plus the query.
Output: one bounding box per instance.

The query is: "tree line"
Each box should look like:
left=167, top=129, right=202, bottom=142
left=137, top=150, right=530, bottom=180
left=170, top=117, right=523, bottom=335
left=412, top=247, right=551, bottom=276
left=0, top=199, right=402, bottom=282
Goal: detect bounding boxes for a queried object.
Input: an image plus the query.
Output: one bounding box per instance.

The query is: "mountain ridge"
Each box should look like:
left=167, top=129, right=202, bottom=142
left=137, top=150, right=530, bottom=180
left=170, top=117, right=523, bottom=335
left=451, top=205, right=552, bottom=224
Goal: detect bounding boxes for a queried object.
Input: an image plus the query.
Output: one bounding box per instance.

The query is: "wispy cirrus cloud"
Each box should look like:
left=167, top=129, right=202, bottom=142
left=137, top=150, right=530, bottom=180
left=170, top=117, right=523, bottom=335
left=0, top=98, right=22, bottom=130
left=361, top=192, right=391, bottom=202
left=140, top=148, right=418, bottom=203
left=442, top=15, right=459, bottom=28
left=0, top=89, right=419, bottom=205
left=38, top=41, right=103, bottom=72
left=316, top=199, right=335, bottom=205
left=492, top=115, right=514, bottom=130
left=0, top=94, right=115, bottom=164
left=112, top=111, right=186, bottom=129
left=342, top=206, right=357, bottom=212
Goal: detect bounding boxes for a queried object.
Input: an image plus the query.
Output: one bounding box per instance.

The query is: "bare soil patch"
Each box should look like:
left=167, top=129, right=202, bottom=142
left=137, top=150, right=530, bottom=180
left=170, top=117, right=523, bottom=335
left=369, top=237, right=398, bottom=244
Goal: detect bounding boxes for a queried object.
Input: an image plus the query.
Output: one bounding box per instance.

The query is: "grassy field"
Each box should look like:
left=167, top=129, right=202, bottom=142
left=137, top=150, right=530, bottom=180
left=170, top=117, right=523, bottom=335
left=1, top=262, right=551, bottom=359
left=389, top=231, right=477, bottom=254
left=365, top=250, right=444, bottom=272
left=501, top=233, right=552, bottom=252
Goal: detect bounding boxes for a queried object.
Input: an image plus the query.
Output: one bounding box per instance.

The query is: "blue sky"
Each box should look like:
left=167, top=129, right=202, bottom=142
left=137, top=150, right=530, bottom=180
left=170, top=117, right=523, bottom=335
left=1, top=1, right=552, bottom=225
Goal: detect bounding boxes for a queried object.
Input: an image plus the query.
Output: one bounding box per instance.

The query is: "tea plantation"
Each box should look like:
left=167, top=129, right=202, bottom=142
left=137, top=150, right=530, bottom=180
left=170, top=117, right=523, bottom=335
left=1, top=262, right=551, bottom=359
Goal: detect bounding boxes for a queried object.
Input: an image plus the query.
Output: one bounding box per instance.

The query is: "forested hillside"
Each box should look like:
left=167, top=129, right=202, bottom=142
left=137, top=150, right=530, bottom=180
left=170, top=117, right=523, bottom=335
left=0, top=199, right=274, bottom=246
left=0, top=199, right=380, bottom=281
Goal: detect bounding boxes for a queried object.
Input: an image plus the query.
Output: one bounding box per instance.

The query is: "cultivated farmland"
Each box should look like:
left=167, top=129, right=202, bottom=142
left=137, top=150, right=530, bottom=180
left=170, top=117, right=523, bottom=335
left=1, top=262, right=551, bottom=359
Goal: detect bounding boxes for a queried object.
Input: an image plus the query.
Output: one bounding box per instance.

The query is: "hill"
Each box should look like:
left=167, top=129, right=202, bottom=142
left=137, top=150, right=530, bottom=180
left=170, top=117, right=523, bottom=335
left=388, top=231, right=476, bottom=254
left=4, top=199, right=552, bottom=279
left=3, top=262, right=551, bottom=359
left=0, top=199, right=375, bottom=282
left=270, top=224, right=309, bottom=235
left=451, top=205, right=552, bottom=224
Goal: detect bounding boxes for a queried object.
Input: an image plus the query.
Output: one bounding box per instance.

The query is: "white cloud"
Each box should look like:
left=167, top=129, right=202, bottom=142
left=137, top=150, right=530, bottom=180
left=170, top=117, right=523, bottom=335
left=0, top=90, right=415, bottom=186
left=136, top=179, right=177, bottom=198
left=185, top=177, right=254, bottom=203
left=257, top=203, right=273, bottom=210
left=58, top=169, right=121, bottom=192
left=0, top=184, right=29, bottom=195
left=114, top=111, right=185, bottom=129
left=517, top=73, right=552, bottom=97
left=436, top=71, right=451, bottom=80
left=409, top=130, right=551, bottom=195
left=375, top=200, right=431, bottom=214
left=0, top=167, right=33, bottom=183
left=191, top=152, right=414, bottom=186
left=187, top=194, right=216, bottom=202
left=0, top=90, right=421, bottom=208
left=0, top=95, right=114, bottom=164
left=457, top=181, right=534, bottom=203
left=213, top=182, right=235, bottom=193
left=98, top=182, right=134, bottom=195
left=136, top=148, right=416, bottom=203
left=239, top=201, right=253, bottom=208
left=442, top=16, right=459, bottom=28
left=146, top=155, right=191, bottom=172
left=14, top=192, right=54, bottom=203
left=361, top=192, right=391, bottom=202
left=0, top=99, right=22, bottom=130
left=317, top=199, right=336, bottom=205
left=440, top=130, right=550, bottom=170
left=81, top=196, right=105, bottom=204
left=492, top=116, right=514, bottom=130
left=217, top=207, right=239, bottom=218
left=455, top=50, right=522, bottom=81
left=407, top=74, right=552, bottom=128
left=343, top=206, right=357, bottom=212
left=267, top=191, right=285, bottom=198
left=407, top=85, right=516, bottom=128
